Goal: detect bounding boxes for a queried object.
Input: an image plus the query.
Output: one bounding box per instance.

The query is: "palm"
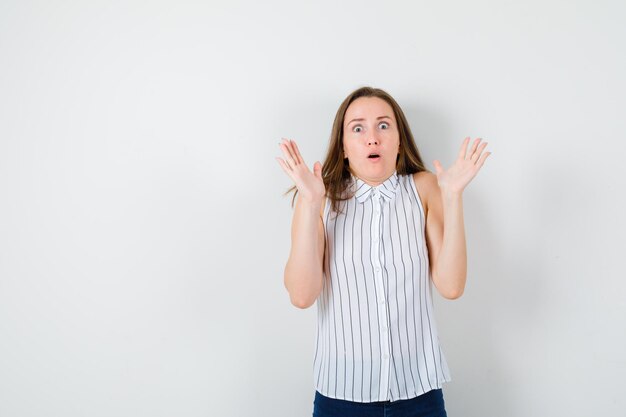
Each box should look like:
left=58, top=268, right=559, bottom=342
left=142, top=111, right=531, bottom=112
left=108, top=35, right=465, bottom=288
left=433, top=137, right=491, bottom=193
left=276, top=138, right=325, bottom=202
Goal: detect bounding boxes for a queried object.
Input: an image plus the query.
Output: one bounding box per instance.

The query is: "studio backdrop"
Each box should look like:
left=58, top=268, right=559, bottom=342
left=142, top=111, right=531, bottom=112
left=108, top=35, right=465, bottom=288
left=1, top=1, right=624, bottom=416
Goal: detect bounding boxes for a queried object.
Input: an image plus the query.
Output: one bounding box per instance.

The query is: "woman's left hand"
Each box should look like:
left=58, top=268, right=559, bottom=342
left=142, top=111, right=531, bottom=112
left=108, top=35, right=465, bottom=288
left=433, top=137, right=491, bottom=194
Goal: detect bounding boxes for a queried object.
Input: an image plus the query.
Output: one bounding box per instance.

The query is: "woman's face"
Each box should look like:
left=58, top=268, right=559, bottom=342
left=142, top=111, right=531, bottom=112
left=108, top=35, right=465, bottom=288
left=342, top=96, right=400, bottom=186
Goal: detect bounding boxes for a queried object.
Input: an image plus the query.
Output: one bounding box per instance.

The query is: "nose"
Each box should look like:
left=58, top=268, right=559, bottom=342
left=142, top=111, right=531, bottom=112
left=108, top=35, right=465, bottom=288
left=366, top=126, right=381, bottom=145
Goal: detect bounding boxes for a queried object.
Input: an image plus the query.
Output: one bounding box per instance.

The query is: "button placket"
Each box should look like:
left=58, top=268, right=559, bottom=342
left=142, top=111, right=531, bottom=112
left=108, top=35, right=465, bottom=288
left=371, top=187, right=391, bottom=396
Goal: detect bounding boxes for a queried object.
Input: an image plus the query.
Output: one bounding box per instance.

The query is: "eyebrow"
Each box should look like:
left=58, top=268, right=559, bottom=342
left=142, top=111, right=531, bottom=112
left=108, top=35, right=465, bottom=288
left=346, top=116, right=392, bottom=126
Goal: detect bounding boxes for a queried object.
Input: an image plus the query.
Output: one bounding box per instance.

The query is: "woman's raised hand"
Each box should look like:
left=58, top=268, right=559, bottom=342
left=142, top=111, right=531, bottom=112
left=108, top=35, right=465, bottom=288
left=276, top=138, right=325, bottom=204
left=432, top=137, right=491, bottom=194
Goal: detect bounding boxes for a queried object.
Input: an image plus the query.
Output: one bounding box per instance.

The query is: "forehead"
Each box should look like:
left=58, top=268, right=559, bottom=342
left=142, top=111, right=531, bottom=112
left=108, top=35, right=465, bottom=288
left=344, top=96, right=395, bottom=123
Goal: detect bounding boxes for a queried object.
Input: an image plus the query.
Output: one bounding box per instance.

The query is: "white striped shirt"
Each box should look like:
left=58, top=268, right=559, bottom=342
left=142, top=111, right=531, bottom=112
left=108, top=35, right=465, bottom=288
left=313, top=170, right=452, bottom=403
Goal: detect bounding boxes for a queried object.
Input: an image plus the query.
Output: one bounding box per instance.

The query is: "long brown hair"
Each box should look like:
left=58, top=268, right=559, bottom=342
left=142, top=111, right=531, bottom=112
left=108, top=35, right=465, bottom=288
left=285, top=86, right=428, bottom=213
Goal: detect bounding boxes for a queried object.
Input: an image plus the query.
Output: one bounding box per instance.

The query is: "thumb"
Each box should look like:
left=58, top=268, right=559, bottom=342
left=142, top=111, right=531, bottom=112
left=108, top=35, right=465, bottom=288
left=433, top=160, right=443, bottom=176
left=313, top=161, right=322, bottom=179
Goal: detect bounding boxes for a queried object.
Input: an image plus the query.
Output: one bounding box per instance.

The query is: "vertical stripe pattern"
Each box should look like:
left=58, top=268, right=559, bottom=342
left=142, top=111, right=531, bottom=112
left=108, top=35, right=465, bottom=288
left=312, top=171, right=452, bottom=403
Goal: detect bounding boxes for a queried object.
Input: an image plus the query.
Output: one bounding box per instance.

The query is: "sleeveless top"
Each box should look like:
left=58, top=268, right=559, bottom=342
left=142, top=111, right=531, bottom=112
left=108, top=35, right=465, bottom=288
left=312, top=170, right=452, bottom=403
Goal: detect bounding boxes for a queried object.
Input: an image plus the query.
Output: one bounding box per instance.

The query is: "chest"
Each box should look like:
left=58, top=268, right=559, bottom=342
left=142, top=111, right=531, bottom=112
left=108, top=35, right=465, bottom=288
left=323, top=189, right=428, bottom=265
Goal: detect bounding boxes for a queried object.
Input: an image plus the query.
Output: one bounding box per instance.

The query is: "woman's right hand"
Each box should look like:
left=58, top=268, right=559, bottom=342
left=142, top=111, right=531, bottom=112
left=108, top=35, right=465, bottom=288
left=276, top=138, right=325, bottom=204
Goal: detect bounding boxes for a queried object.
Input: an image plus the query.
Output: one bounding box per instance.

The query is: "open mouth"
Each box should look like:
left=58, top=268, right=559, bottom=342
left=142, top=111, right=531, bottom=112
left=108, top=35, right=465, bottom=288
left=368, top=153, right=380, bottom=160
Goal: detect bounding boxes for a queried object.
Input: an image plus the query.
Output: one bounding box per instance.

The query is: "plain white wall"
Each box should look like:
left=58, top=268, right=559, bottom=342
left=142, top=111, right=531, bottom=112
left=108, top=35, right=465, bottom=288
left=1, top=1, right=624, bottom=416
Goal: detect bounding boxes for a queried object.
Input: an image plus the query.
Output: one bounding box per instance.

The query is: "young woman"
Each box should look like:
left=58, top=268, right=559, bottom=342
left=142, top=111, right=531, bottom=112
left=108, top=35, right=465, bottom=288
left=276, top=86, right=490, bottom=417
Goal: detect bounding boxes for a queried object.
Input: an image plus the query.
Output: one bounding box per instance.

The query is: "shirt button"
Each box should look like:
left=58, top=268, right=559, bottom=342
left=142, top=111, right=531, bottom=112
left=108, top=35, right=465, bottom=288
left=375, top=267, right=380, bottom=272
left=383, top=353, right=389, bottom=359
left=382, top=325, right=388, bottom=332
left=379, top=298, right=385, bottom=305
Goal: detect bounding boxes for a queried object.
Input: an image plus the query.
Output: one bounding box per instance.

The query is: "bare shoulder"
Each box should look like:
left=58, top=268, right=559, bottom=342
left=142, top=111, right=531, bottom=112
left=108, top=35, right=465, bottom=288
left=412, top=171, right=439, bottom=215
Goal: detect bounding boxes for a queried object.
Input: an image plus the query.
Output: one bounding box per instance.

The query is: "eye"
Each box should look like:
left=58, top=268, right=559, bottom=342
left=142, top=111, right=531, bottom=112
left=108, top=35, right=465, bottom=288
left=379, top=122, right=390, bottom=129
left=353, top=125, right=363, bottom=133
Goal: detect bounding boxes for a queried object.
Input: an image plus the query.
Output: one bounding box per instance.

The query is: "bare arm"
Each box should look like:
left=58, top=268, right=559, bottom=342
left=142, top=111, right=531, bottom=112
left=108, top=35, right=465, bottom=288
left=421, top=172, right=467, bottom=299
left=284, top=195, right=326, bottom=309
left=421, top=137, right=491, bottom=300
left=276, top=138, right=327, bottom=309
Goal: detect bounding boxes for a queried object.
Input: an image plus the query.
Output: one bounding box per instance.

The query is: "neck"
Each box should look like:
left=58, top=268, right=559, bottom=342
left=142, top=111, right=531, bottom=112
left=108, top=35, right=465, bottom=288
left=352, top=169, right=395, bottom=187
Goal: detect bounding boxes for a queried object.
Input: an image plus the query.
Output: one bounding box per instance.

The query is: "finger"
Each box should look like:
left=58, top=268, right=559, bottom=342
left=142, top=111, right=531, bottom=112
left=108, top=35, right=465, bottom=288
left=476, top=151, right=491, bottom=170
left=280, top=137, right=295, bottom=158
left=284, top=138, right=303, bottom=166
left=313, top=161, right=322, bottom=178
left=471, top=141, right=488, bottom=163
left=290, top=139, right=305, bottom=166
left=456, top=137, right=471, bottom=161
left=276, top=157, right=296, bottom=182
left=279, top=140, right=297, bottom=167
left=278, top=146, right=295, bottom=170
left=433, top=159, right=443, bottom=175
left=275, top=156, right=291, bottom=171
left=467, top=138, right=482, bottom=160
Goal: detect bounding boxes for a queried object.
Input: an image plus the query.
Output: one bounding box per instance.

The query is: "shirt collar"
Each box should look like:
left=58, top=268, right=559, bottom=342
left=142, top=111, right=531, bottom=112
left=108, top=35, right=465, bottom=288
left=352, top=171, right=400, bottom=204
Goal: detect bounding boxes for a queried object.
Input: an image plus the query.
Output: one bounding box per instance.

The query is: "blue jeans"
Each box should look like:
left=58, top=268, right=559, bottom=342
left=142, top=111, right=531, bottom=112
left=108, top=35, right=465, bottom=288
left=312, top=388, right=447, bottom=417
